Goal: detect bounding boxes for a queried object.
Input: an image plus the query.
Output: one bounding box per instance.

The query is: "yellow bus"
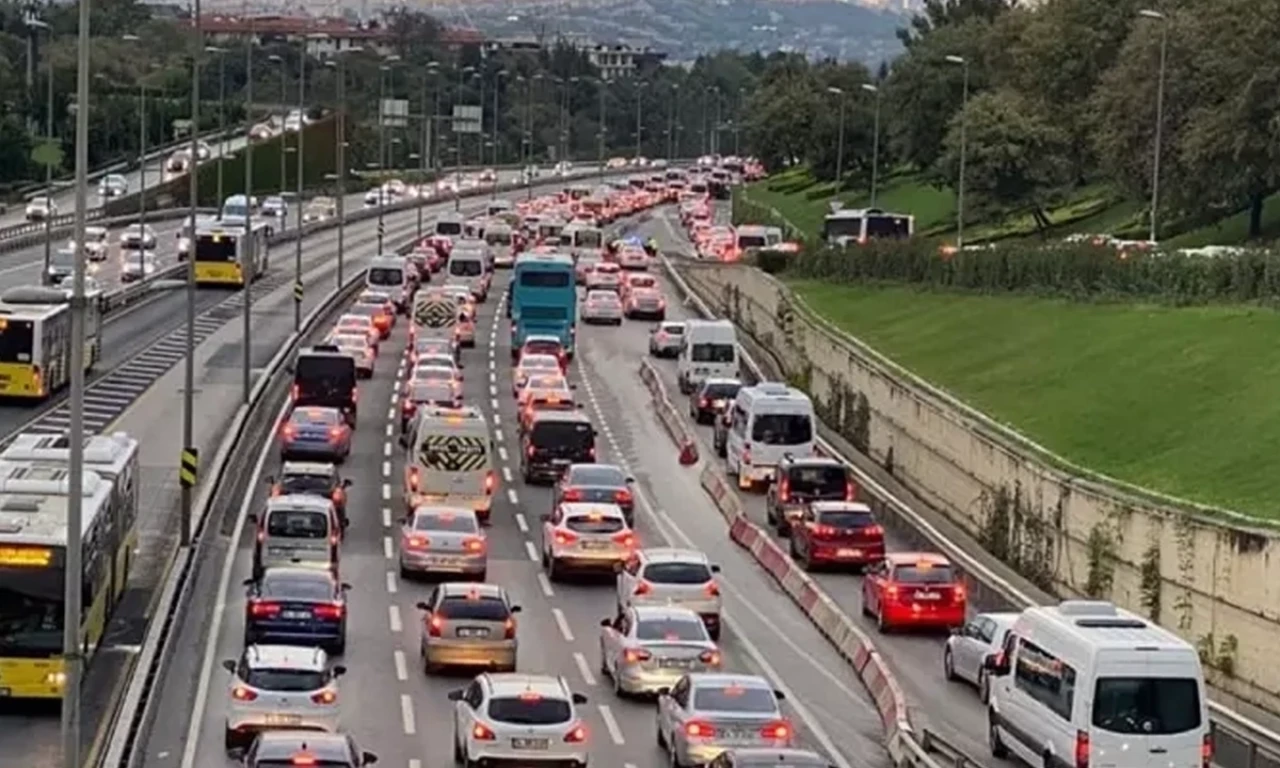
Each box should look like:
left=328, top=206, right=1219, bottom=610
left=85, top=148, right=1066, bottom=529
left=0, top=286, right=103, bottom=399
left=0, top=464, right=119, bottom=698
left=193, top=221, right=270, bottom=287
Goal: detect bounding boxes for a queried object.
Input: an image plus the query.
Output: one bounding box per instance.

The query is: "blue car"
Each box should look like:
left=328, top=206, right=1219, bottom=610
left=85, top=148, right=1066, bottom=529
left=243, top=567, right=349, bottom=654
left=280, top=406, right=352, bottom=463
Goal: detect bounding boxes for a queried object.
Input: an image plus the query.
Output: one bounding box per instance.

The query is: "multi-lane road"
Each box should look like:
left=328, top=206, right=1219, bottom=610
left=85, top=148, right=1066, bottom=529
left=139, top=224, right=894, bottom=768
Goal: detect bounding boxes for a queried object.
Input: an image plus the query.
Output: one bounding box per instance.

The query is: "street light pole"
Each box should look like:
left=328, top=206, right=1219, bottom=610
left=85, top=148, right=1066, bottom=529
left=206, top=46, right=226, bottom=208
left=242, top=35, right=254, bottom=403
left=827, top=86, right=845, bottom=196
left=182, top=3, right=203, bottom=554
left=270, top=55, right=285, bottom=193
left=634, top=81, right=643, bottom=159
left=597, top=79, right=606, bottom=180
left=945, top=54, right=969, bottom=248
left=293, top=45, right=305, bottom=331
left=861, top=83, right=882, bottom=206
left=668, top=84, right=678, bottom=161
left=491, top=70, right=506, bottom=197
left=1139, top=8, right=1168, bottom=243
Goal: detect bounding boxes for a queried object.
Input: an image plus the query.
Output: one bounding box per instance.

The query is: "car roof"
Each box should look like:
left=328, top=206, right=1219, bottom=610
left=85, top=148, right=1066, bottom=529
left=808, top=501, right=871, bottom=514
left=701, top=378, right=740, bottom=387
left=482, top=673, right=571, bottom=699
left=268, top=494, right=334, bottom=512
left=244, top=644, right=329, bottom=671
left=525, top=335, right=563, bottom=345
left=631, top=604, right=705, bottom=623
left=559, top=501, right=625, bottom=519
left=412, top=505, right=478, bottom=522
left=782, top=456, right=844, bottom=470
left=253, top=731, right=351, bottom=761
left=280, top=462, right=337, bottom=478
left=438, top=581, right=507, bottom=600
left=637, top=547, right=710, bottom=565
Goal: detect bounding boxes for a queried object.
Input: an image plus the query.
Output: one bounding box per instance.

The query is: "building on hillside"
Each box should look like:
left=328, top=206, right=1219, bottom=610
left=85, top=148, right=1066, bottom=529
left=484, top=36, right=665, bottom=78
left=195, top=14, right=484, bottom=57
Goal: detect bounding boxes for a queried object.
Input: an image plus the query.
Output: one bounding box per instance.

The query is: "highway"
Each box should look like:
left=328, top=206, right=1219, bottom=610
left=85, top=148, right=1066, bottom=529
left=641, top=206, right=1001, bottom=764
left=144, top=231, right=894, bottom=768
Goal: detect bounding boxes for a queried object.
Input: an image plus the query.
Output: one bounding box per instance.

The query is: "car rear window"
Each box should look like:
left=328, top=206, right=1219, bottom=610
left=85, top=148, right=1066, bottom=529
left=703, top=383, right=740, bottom=399
left=817, top=510, right=875, bottom=529
left=635, top=618, right=707, bottom=641
left=414, top=512, right=477, bottom=533
left=787, top=465, right=845, bottom=496
left=1092, top=677, right=1201, bottom=734
left=642, top=562, right=711, bottom=584
left=292, top=409, right=340, bottom=425
left=662, top=325, right=685, bottom=335
left=569, top=466, right=626, bottom=486
left=531, top=421, right=594, bottom=449
left=892, top=564, right=956, bottom=584
left=487, top=696, right=572, bottom=725
left=261, top=574, right=333, bottom=600
left=280, top=475, right=332, bottom=494
left=692, top=685, right=778, bottom=713
left=266, top=510, right=329, bottom=539
left=565, top=515, right=624, bottom=534
left=246, top=668, right=327, bottom=692
left=437, top=596, right=509, bottom=621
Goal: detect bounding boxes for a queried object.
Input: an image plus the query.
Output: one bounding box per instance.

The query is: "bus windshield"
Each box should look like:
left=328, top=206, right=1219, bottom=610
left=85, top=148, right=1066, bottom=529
left=0, top=560, right=65, bottom=657
left=195, top=235, right=237, bottom=262
left=574, top=231, right=603, bottom=248
left=0, top=320, right=35, bottom=364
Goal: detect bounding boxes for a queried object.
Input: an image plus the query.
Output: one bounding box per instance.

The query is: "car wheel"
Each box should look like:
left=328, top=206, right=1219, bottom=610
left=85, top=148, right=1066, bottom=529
left=988, top=715, right=1008, bottom=759
left=224, top=727, right=240, bottom=752
left=547, top=556, right=561, bottom=582
left=943, top=648, right=957, bottom=681
left=452, top=732, right=464, bottom=765
left=979, top=670, right=991, bottom=703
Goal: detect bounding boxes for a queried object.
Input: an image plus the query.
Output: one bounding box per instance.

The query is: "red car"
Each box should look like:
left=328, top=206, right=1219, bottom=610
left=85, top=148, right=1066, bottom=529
left=788, top=501, right=884, bottom=572
left=860, top=552, right=966, bottom=633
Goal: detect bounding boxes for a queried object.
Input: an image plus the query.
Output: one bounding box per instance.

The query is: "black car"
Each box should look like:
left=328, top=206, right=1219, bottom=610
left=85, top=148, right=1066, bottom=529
left=520, top=411, right=597, bottom=484
left=689, top=378, right=742, bottom=425
left=764, top=456, right=854, bottom=536
left=243, top=567, right=350, bottom=654
left=292, top=345, right=358, bottom=426
left=243, top=731, right=377, bottom=768
left=553, top=463, right=636, bottom=524
left=268, top=462, right=352, bottom=524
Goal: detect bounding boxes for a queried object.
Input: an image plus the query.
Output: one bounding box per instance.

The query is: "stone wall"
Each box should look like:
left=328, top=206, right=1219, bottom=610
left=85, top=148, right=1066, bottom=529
left=676, top=260, right=1280, bottom=714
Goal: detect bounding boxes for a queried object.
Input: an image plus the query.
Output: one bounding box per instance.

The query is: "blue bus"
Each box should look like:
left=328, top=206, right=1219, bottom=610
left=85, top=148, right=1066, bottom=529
left=510, top=252, right=577, bottom=359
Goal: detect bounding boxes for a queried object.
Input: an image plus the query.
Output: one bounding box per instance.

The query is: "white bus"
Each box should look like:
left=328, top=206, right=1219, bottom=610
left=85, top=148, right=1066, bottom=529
left=822, top=207, right=914, bottom=246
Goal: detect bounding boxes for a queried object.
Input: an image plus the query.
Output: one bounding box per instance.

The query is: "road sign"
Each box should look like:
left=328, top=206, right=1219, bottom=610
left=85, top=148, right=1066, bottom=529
left=30, top=139, right=62, bottom=169
left=380, top=99, right=409, bottom=128
left=451, top=105, right=482, bottom=135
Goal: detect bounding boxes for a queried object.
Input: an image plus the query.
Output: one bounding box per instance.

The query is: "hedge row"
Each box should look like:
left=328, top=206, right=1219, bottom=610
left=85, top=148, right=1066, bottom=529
left=777, top=239, right=1280, bottom=305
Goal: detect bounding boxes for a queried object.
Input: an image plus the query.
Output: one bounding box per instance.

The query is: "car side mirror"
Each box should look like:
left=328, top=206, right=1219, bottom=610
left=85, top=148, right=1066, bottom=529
left=540, top=513, right=551, bottom=522
left=613, top=561, right=624, bottom=573
left=711, top=564, right=721, bottom=573
left=247, top=513, right=258, bottom=523
left=458, top=363, right=465, bottom=370
left=360, top=752, right=378, bottom=766
left=773, top=690, right=786, bottom=701
left=571, top=693, right=588, bottom=705
left=265, top=476, right=275, bottom=485
left=285, top=364, right=295, bottom=375
left=656, top=687, right=671, bottom=697
left=332, top=665, right=348, bottom=676
left=221, top=659, right=237, bottom=673
left=340, top=582, right=352, bottom=591
left=447, top=689, right=464, bottom=701
left=600, top=618, right=612, bottom=627
left=342, top=479, right=353, bottom=488
left=242, top=577, right=255, bottom=587
left=510, top=605, right=522, bottom=613
left=626, top=476, right=635, bottom=484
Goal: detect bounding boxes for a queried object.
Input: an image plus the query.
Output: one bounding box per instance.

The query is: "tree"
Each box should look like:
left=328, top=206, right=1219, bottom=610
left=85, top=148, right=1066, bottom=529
left=935, top=88, right=1071, bottom=233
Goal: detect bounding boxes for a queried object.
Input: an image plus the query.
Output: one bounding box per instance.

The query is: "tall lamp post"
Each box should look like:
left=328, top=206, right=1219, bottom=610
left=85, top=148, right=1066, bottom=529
left=205, top=45, right=227, bottom=206
left=596, top=78, right=608, bottom=179
left=241, top=33, right=255, bottom=402
left=633, top=81, right=645, bottom=158
left=454, top=65, right=474, bottom=211
left=945, top=54, right=969, bottom=248
left=491, top=69, right=507, bottom=196
left=324, top=45, right=362, bottom=290
left=861, top=83, right=882, bottom=206
left=377, top=53, right=401, bottom=248
left=291, top=40, right=311, bottom=331
left=268, top=54, right=286, bottom=192
left=827, top=86, right=846, bottom=196
left=1138, top=8, right=1168, bottom=243
left=26, top=17, right=52, bottom=283
left=122, top=34, right=149, bottom=278
left=181, top=7, right=205, bottom=554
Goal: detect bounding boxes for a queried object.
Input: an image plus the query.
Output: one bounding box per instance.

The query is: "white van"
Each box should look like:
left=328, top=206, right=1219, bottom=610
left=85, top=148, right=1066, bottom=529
left=486, top=199, right=513, bottom=218
left=403, top=405, right=497, bottom=523
left=445, top=244, right=491, bottom=301
left=985, top=600, right=1210, bottom=768
left=677, top=319, right=739, bottom=393
left=367, top=254, right=413, bottom=314
left=250, top=494, right=343, bottom=578
left=434, top=212, right=465, bottom=239
left=724, top=382, right=816, bottom=489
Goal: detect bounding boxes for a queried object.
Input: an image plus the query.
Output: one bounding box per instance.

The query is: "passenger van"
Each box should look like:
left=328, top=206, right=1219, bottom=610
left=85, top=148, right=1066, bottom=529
left=445, top=244, right=491, bottom=302
left=724, top=382, right=816, bottom=489
left=484, top=223, right=517, bottom=267
left=250, top=494, right=343, bottom=578
left=486, top=199, right=513, bottom=218
left=985, top=600, right=1210, bottom=768
left=367, top=254, right=413, bottom=314
left=292, top=344, right=357, bottom=425
left=403, top=405, right=496, bottom=522
left=677, top=319, right=739, bottom=394
left=434, top=213, right=465, bottom=239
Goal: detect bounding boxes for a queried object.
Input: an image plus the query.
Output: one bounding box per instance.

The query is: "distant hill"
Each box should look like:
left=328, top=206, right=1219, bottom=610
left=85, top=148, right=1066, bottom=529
left=428, top=0, right=907, bottom=65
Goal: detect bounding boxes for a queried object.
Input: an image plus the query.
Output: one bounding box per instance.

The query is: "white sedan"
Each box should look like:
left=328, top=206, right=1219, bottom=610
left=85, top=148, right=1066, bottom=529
left=120, top=223, right=157, bottom=250
left=582, top=290, right=623, bottom=325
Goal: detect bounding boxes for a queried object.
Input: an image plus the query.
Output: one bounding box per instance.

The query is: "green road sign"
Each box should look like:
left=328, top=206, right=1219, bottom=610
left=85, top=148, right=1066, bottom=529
left=31, top=139, right=62, bottom=169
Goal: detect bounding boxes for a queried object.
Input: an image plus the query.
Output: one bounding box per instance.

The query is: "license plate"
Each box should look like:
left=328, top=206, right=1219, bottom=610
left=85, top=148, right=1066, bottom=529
left=837, top=548, right=862, bottom=558
left=430, top=556, right=462, bottom=566
left=659, top=658, right=692, bottom=669
left=720, top=729, right=753, bottom=741
left=511, top=738, right=549, bottom=750
left=457, top=627, right=490, bottom=638
left=552, top=459, right=571, bottom=466
left=264, top=714, right=302, bottom=726
left=915, top=592, right=941, bottom=601
left=712, top=400, right=725, bottom=408
left=282, top=610, right=310, bottom=619
left=580, top=540, right=610, bottom=550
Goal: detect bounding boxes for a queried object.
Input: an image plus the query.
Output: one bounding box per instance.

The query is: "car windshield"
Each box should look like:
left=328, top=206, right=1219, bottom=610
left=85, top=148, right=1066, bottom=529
left=368, top=267, right=403, bottom=286
left=245, top=668, right=326, bottom=692
left=661, top=325, right=685, bottom=336
left=266, top=509, right=329, bottom=539
left=693, top=685, right=778, bottom=713
left=636, top=617, right=708, bottom=641
left=450, top=259, right=484, bottom=277
left=414, top=512, right=477, bottom=532
left=260, top=574, right=333, bottom=600
left=568, top=466, right=626, bottom=487
left=751, top=414, right=812, bottom=445
left=1093, top=678, right=1201, bottom=735
left=643, top=562, right=711, bottom=584
left=565, top=514, right=624, bottom=534
left=436, top=221, right=463, bottom=236
left=280, top=475, right=333, bottom=494
left=892, top=564, right=956, bottom=584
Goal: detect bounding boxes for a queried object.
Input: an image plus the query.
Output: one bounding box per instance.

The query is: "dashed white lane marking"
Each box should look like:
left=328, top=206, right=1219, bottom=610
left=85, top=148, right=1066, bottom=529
left=489, top=386, right=497, bottom=397
left=400, top=694, right=415, bottom=735
left=573, top=652, right=597, bottom=686
left=389, top=393, right=398, bottom=406
left=409, top=759, right=421, bottom=768
left=498, top=446, right=508, bottom=462
left=514, top=512, right=528, bottom=533
left=523, top=540, right=539, bottom=563
left=552, top=608, right=574, bottom=642
left=381, top=461, right=391, bottom=477
left=381, top=484, right=391, bottom=500
left=507, top=488, right=518, bottom=505
left=536, top=572, right=554, bottom=597
left=383, top=443, right=392, bottom=457
left=382, top=507, right=392, bottom=527
left=383, top=536, right=393, bottom=559
left=490, top=397, right=499, bottom=410
left=386, top=407, right=395, bottom=420
left=598, top=704, right=626, bottom=745
left=502, top=466, right=513, bottom=482
left=493, top=414, right=502, bottom=427
left=385, top=571, right=398, bottom=594
left=389, top=605, right=402, bottom=633
left=489, top=371, right=496, bottom=383
left=624, top=762, right=639, bottom=768
left=495, top=430, right=505, bottom=443
left=393, top=650, right=408, bottom=681
left=385, top=424, right=393, bottom=437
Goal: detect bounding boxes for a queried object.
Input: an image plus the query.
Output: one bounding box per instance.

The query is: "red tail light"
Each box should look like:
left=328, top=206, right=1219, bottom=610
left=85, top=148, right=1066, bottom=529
left=463, top=537, right=485, bottom=553
left=408, top=467, right=420, bottom=490
left=613, top=531, right=637, bottom=548
left=685, top=721, right=716, bottom=738
left=844, top=481, right=856, bottom=501
left=778, top=476, right=790, bottom=503
left=331, top=489, right=345, bottom=505
left=634, top=580, right=652, bottom=596
left=562, top=488, right=583, bottom=502
left=884, top=585, right=900, bottom=602
left=760, top=721, right=791, bottom=740
left=403, top=399, right=417, bottom=414
left=810, top=524, right=837, bottom=538
left=503, top=618, right=516, bottom=639
left=249, top=601, right=280, bottom=617
left=699, top=650, right=721, bottom=666
left=865, top=524, right=884, bottom=537
left=615, top=489, right=632, bottom=505
left=406, top=535, right=429, bottom=549
left=1202, top=733, right=1213, bottom=768
left=587, top=445, right=596, bottom=460
left=563, top=724, right=588, bottom=743
left=699, top=397, right=709, bottom=408
left=952, top=585, right=967, bottom=604
left=290, top=384, right=299, bottom=401
left=526, top=444, right=536, bottom=458
left=271, top=485, right=282, bottom=497
left=485, top=471, right=496, bottom=494
left=231, top=685, right=258, bottom=701
left=313, top=603, right=344, bottom=620
left=428, top=615, right=444, bottom=637
left=623, top=648, right=652, bottom=663
left=554, top=530, right=579, bottom=546
left=311, top=689, right=337, bottom=705
left=1074, top=730, right=1089, bottom=768
left=742, top=445, right=752, bottom=465
left=281, top=425, right=296, bottom=439
left=704, top=581, right=720, bottom=597
left=329, top=427, right=343, bottom=441
left=471, top=723, right=496, bottom=741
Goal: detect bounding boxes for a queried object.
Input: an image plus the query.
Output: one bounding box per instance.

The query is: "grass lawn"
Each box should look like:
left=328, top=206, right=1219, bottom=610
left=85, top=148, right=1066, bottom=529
left=788, top=279, right=1280, bottom=520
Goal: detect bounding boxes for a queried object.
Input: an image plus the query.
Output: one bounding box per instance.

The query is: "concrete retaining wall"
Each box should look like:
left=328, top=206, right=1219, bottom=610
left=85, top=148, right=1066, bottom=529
left=675, top=260, right=1280, bottom=714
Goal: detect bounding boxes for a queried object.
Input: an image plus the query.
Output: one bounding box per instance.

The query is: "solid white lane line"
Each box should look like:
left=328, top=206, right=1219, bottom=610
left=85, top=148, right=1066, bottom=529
left=573, top=652, right=597, bottom=686
left=389, top=605, right=402, bottom=633
left=382, top=507, right=392, bottom=527
left=400, top=694, right=416, bottom=735
left=394, top=650, right=408, bottom=681
left=502, top=466, right=513, bottom=482
left=507, top=488, right=518, bottom=505
left=514, top=512, right=529, bottom=533
left=385, top=571, right=398, bottom=594
left=552, top=608, right=574, bottom=642
left=524, top=541, right=540, bottom=563
left=537, top=572, right=554, bottom=597
left=383, top=536, right=394, bottom=559
left=598, top=705, right=626, bottom=745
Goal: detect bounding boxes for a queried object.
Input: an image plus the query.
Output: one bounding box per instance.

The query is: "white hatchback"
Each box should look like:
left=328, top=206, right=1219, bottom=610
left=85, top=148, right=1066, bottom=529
left=449, top=673, right=589, bottom=768
left=616, top=548, right=723, bottom=639
left=221, top=644, right=345, bottom=751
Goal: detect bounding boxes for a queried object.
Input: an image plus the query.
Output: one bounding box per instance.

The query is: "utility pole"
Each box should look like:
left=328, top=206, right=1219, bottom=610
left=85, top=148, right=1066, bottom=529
left=181, top=0, right=203, bottom=556
left=597, top=80, right=606, bottom=181
left=40, top=24, right=53, bottom=285
left=242, top=33, right=254, bottom=403
left=634, top=82, right=643, bottom=159
left=293, top=50, right=305, bottom=331
left=335, top=51, right=348, bottom=287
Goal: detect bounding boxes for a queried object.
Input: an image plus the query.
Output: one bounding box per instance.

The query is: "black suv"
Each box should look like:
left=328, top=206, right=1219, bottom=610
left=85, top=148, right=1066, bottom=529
left=764, top=456, right=854, bottom=536
left=521, top=410, right=597, bottom=484
left=689, top=378, right=742, bottom=425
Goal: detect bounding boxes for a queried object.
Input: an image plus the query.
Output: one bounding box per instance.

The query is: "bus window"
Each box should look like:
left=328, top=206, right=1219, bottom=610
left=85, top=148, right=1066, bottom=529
left=520, top=270, right=571, bottom=288
left=195, top=235, right=237, bottom=261
left=866, top=215, right=912, bottom=239
left=0, top=320, right=35, bottom=363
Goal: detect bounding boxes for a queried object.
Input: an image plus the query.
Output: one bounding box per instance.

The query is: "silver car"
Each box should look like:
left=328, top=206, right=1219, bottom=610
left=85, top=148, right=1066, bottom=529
left=416, top=582, right=520, bottom=672
left=120, top=223, right=157, bottom=250
left=657, top=673, right=794, bottom=767
left=121, top=253, right=159, bottom=283
left=707, top=748, right=834, bottom=768
left=541, top=502, right=637, bottom=580
left=398, top=505, right=487, bottom=579
left=599, top=605, right=722, bottom=696
left=648, top=321, right=686, bottom=357
left=943, top=611, right=1017, bottom=702
left=582, top=289, right=623, bottom=325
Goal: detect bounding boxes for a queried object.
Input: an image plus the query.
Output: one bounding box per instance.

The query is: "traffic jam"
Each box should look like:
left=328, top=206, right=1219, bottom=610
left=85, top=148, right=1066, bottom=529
left=216, top=158, right=881, bottom=768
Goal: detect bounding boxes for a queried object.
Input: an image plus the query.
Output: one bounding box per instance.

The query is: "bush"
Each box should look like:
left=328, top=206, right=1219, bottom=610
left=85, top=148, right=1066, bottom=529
left=753, top=249, right=791, bottom=274
left=786, top=239, right=1280, bottom=305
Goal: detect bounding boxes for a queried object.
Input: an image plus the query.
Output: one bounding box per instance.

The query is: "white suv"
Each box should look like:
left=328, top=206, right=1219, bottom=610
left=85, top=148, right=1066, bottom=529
left=221, top=644, right=346, bottom=750
left=448, top=673, right=589, bottom=768
left=616, top=548, right=723, bottom=639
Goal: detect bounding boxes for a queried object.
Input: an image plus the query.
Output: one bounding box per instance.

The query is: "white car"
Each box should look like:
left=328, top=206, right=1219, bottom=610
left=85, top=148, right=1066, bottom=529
left=363, top=188, right=394, bottom=207
left=616, top=548, right=723, bottom=639
left=541, top=502, right=636, bottom=580
left=599, top=605, right=722, bottom=696
left=586, top=262, right=622, bottom=292
left=97, top=174, right=128, bottom=198
left=657, top=673, right=794, bottom=766
left=221, top=644, right=345, bottom=751
left=121, top=253, right=159, bottom=283
left=449, top=673, right=589, bottom=768
left=582, top=289, right=623, bottom=325
left=648, top=321, right=687, bottom=358
left=329, top=332, right=376, bottom=378
left=25, top=195, right=56, bottom=221
left=261, top=196, right=288, bottom=219
left=73, top=226, right=111, bottom=262
left=120, top=223, right=157, bottom=250
left=943, top=611, right=1018, bottom=703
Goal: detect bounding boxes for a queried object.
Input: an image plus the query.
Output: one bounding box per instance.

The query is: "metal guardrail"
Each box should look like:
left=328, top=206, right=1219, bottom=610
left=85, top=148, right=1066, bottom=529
left=660, top=254, right=1280, bottom=768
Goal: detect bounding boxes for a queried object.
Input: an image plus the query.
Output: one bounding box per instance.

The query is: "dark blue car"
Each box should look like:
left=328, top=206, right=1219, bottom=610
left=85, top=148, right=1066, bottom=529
left=243, top=567, right=349, bottom=654
left=280, top=407, right=352, bottom=463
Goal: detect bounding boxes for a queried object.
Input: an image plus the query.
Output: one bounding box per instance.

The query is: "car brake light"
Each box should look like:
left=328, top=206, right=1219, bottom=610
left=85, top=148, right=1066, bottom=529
left=810, top=523, right=836, bottom=538
left=526, top=444, right=536, bottom=458
left=884, top=585, right=899, bottom=602
left=623, top=648, right=652, bottom=663
left=778, top=476, right=790, bottom=503
left=249, top=601, right=280, bottom=617
left=313, top=603, right=344, bottom=620
left=685, top=721, right=716, bottom=738
left=471, top=723, right=496, bottom=741
left=562, top=488, right=583, bottom=502
left=291, top=756, right=316, bottom=766
left=290, top=384, right=299, bottom=401
left=403, top=399, right=417, bottom=413
left=760, top=721, right=790, bottom=740
left=742, top=445, right=752, bottom=465
left=231, top=685, right=258, bottom=701
left=615, top=489, right=632, bottom=505
left=612, top=531, right=636, bottom=548
left=563, top=724, right=588, bottom=743
left=1202, top=733, right=1213, bottom=768
left=463, top=537, right=485, bottom=553
left=554, top=530, right=579, bottom=545
left=845, top=481, right=856, bottom=501
left=953, top=585, right=967, bottom=604
left=1075, top=730, right=1089, bottom=768
left=408, top=467, right=420, bottom=490
left=281, top=424, right=296, bottom=439
left=704, top=581, right=720, bottom=597
left=587, top=445, right=596, bottom=460
left=428, top=614, right=444, bottom=637
left=503, top=617, right=516, bottom=639
left=699, top=650, right=721, bottom=665
left=331, top=488, right=345, bottom=504
left=329, top=427, right=343, bottom=441
left=311, top=689, right=337, bottom=704
left=407, top=535, right=429, bottom=549
left=633, top=580, right=652, bottom=596
left=865, top=524, right=884, bottom=537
